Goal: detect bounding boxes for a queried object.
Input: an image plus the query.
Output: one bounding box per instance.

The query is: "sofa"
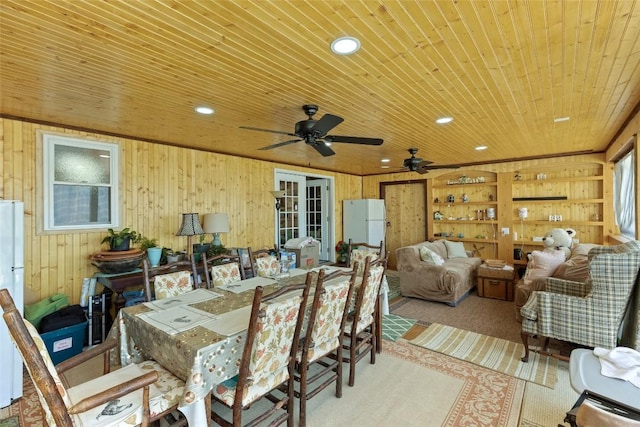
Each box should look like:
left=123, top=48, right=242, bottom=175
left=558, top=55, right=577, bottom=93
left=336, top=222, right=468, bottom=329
left=395, top=239, right=482, bottom=306
left=514, top=243, right=598, bottom=321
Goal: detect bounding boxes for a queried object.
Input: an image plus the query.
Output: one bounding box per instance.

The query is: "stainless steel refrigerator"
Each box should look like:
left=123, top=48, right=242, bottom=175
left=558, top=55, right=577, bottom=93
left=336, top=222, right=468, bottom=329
left=342, top=199, right=386, bottom=246
left=0, top=200, right=24, bottom=407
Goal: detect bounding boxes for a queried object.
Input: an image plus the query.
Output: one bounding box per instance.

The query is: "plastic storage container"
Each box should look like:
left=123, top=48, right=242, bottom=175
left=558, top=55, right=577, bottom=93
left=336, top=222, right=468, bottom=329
left=40, top=321, right=88, bottom=365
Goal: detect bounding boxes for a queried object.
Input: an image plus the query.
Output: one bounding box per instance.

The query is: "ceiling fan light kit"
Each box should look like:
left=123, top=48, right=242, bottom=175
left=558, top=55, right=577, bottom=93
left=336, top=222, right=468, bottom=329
left=240, top=104, right=383, bottom=157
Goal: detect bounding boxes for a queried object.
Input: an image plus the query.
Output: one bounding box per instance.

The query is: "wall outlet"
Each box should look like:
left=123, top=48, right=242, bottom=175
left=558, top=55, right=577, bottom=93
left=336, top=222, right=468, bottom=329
left=501, top=227, right=510, bottom=235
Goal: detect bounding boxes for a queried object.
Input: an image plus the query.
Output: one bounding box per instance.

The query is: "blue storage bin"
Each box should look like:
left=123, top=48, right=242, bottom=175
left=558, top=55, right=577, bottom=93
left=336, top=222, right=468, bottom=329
left=123, top=289, right=146, bottom=307
left=40, top=321, right=87, bottom=365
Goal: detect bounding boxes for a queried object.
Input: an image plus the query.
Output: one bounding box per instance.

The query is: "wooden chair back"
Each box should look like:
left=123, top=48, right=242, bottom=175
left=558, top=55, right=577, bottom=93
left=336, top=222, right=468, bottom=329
left=143, top=257, right=199, bottom=301
left=247, top=245, right=280, bottom=278
left=346, top=239, right=385, bottom=272
left=202, top=252, right=246, bottom=288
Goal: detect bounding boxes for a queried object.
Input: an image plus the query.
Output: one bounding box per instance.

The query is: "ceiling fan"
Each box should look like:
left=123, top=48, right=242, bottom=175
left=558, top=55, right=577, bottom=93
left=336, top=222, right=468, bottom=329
left=402, top=148, right=460, bottom=174
left=239, top=104, right=383, bottom=157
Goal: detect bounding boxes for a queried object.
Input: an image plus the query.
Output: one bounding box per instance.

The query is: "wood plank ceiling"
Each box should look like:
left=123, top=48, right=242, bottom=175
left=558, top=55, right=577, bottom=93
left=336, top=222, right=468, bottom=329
left=1, top=0, right=639, bottom=176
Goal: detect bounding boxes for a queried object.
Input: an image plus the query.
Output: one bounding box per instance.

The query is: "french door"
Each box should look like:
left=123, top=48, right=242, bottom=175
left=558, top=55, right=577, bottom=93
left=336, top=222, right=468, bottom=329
left=274, top=171, right=333, bottom=261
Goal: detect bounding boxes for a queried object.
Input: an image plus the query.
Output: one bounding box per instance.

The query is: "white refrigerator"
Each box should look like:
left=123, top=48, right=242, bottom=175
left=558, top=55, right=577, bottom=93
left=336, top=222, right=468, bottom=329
left=342, top=199, right=386, bottom=246
left=0, top=200, right=24, bottom=407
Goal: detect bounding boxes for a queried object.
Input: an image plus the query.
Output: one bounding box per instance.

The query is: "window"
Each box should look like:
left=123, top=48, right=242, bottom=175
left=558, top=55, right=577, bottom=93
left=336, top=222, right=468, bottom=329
left=42, top=133, right=119, bottom=231
left=613, top=148, right=635, bottom=238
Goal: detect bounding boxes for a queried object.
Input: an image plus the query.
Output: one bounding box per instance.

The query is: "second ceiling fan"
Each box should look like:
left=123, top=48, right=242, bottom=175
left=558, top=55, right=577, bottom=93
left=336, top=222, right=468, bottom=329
left=240, top=104, right=383, bottom=157
left=402, top=148, right=460, bottom=174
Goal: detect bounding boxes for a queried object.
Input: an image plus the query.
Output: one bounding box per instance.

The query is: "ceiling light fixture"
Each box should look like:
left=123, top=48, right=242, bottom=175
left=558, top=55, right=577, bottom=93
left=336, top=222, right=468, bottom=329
left=435, top=116, right=454, bottom=124
left=195, top=106, right=215, bottom=115
left=475, top=146, right=488, bottom=151
left=331, top=36, right=361, bottom=55
left=381, top=158, right=390, bottom=163
left=554, top=116, right=570, bottom=123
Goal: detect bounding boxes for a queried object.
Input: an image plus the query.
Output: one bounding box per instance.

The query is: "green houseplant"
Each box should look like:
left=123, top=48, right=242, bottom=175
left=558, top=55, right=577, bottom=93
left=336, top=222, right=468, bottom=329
left=101, top=228, right=141, bottom=251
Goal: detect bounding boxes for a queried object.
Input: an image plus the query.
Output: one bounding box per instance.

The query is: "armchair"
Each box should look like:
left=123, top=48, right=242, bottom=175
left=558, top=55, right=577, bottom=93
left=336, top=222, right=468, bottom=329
left=520, top=242, right=640, bottom=362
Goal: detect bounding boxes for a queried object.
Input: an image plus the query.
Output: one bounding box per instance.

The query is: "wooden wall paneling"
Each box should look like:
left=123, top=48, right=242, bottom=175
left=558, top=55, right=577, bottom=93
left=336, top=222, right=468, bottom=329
left=496, top=172, right=513, bottom=262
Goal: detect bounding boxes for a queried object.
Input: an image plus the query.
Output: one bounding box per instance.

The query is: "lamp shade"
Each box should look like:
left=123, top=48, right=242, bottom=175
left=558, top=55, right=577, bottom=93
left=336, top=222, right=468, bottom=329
left=270, top=190, right=286, bottom=199
left=176, top=213, right=205, bottom=236
left=203, top=213, right=230, bottom=233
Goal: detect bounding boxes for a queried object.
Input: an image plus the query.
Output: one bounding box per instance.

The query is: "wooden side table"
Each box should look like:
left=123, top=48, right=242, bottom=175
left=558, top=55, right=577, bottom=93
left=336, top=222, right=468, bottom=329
left=477, top=263, right=516, bottom=301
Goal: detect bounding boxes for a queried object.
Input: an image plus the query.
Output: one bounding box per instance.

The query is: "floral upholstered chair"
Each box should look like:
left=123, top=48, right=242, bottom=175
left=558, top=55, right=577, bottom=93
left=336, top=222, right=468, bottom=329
left=211, top=283, right=311, bottom=427
left=520, top=241, right=640, bottom=362
left=343, top=256, right=387, bottom=386
left=143, top=258, right=198, bottom=301
left=248, top=246, right=281, bottom=278
left=293, top=267, right=357, bottom=427
left=347, top=239, right=384, bottom=274
left=202, top=252, right=245, bottom=288
left=0, top=288, right=186, bottom=426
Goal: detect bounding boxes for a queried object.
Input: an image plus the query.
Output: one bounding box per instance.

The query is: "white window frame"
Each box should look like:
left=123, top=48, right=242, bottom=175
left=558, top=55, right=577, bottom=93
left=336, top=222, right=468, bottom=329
left=42, top=133, right=119, bottom=231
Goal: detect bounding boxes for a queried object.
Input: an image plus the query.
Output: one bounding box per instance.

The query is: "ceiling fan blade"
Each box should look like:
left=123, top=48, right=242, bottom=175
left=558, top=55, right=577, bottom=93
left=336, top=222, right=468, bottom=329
left=239, top=126, right=298, bottom=137
left=425, top=164, right=461, bottom=170
left=311, top=114, right=344, bottom=136
left=417, top=160, right=434, bottom=167
left=310, top=142, right=335, bottom=157
left=416, top=165, right=431, bottom=174
left=258, top=139, right=301, bottom=150
left=324, top=135, right=384, bottom=145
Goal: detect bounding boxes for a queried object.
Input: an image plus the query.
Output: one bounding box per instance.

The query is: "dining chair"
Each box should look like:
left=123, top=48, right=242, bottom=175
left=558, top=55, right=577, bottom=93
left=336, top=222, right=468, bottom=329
left=247, top=245, right=280, bottom=278
left=346, top=239, right=384, bottom=273
left=210, top=283, right=311, bottom=427
left=293, top=266, right=358, bottom=427
left=343, top=256, right=387, bottom=387
left=0, top=288, right=187, bottom=427
left=142, top=257, right=199, bottom=301
left=202, top=252, right=246, bottom=288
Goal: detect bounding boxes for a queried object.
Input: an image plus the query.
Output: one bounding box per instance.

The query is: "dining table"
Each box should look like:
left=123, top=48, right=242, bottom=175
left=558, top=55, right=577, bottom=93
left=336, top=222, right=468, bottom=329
left=107, top=265, right=389, bottom=425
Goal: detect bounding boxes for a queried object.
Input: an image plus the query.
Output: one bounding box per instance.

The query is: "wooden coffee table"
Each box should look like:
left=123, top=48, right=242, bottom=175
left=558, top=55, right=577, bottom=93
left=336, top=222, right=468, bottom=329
left=476, top=263, right=516, bottom=301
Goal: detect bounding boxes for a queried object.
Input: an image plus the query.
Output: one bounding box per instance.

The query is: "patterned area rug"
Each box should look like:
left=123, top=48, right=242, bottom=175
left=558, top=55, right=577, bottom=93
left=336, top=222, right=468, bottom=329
left=410, top=323, right=558, bottom=388
left=382, top=313, right=416, bottom=341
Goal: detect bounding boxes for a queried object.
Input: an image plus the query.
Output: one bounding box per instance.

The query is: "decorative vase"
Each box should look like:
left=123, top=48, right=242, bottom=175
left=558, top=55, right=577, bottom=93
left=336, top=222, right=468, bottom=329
left=147, top=247, right=163, bottom=267
left=338, top=254, right=347, bottom=264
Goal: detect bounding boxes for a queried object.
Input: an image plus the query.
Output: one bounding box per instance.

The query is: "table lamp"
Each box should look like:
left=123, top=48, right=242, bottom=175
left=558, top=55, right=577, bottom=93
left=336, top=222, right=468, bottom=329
left=176, top=213, right=205, bottom=256
left=203, top=213, right=230, bottom=246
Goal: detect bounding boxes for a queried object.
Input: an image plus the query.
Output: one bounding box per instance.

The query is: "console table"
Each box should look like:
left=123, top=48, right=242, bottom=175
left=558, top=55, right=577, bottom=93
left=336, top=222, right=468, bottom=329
left=94, top=269, right=145, bottom=314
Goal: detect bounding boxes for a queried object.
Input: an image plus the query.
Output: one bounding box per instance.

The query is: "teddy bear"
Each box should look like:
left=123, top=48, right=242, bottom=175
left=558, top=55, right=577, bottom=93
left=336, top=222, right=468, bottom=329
left=542, top=228, right=576, bottom=260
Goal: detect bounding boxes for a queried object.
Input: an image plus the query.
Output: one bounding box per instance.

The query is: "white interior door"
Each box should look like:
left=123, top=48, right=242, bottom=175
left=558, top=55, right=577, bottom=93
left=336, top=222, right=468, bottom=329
left=306, top=179, right=330, bottom=261
left=275, top=170, right=334, bottom=261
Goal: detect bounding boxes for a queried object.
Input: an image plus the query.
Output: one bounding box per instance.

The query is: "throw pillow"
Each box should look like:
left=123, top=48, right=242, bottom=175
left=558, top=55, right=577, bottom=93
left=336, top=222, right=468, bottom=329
left=419, top=246, right=445, bottom=266
left=444, top=240, right=468, bottom=258
left=523, top=250, right=566, bottom=285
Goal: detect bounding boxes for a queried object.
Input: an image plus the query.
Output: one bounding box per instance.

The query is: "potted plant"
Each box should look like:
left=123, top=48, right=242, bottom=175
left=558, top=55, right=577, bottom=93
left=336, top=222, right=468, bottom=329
left=335, top=240, right=349, bottom=264
left=101, top=228, right=141, bottom=251
left=139, top=236, right=163, bottom=267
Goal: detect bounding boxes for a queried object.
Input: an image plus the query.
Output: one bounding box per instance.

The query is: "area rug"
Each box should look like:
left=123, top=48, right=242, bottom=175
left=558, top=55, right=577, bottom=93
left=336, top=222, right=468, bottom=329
left=381, top=313, right=416, bottom=341
left=410, top=323, right=558, bottom=389
left=212, top=339, right=525, bottom=426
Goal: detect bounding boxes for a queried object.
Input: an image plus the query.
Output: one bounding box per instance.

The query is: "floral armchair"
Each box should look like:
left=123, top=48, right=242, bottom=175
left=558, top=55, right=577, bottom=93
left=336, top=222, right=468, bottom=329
left=520, top=241, right=640, bottom=362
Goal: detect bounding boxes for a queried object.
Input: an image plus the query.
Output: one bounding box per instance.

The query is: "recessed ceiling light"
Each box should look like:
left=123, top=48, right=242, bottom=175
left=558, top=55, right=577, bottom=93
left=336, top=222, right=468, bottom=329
left=381, top=158, right=390, bottom=163
left=435, top=116, right=454, bottom=124
left=381, top=165, right=390, bottom=169
left=475, top=146, right=488, bottom=151
left=195, top=106, right=215, bottom=115
left=331, top=36, right=361, bottom=55
left=554, top=116, right=570, bottom=123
